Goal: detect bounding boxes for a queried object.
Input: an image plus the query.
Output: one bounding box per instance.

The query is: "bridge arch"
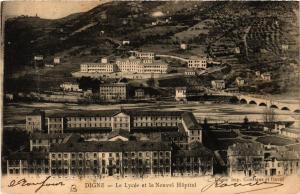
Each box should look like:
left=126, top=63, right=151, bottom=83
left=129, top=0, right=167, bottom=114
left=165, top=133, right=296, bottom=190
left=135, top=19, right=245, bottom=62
left=249, top=100, right=257, bottom=105
left=281, top=107, right=290, bottom=111
left=240, top=99, right=247, bottom=104
left=259, top=102, right=267, bottom=106
left=294, top=109, right=300, bottom=113
left=270, top=104, right=278, bottom=109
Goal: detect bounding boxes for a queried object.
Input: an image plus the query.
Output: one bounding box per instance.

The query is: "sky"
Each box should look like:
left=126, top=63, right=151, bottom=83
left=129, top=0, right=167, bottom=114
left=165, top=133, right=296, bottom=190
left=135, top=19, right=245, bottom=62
left=2, top=1, right=108, bottom=19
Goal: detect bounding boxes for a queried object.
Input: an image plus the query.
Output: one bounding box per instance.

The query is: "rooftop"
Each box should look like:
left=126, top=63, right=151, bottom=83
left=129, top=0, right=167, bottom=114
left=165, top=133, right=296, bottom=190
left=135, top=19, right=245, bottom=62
left=182, top=112, right=201, bottom=130
left=48, top=109, right=184, bottom=118
left=7, top=152, right=48, bottom=160
left=50, top=141, right=172, bottom=152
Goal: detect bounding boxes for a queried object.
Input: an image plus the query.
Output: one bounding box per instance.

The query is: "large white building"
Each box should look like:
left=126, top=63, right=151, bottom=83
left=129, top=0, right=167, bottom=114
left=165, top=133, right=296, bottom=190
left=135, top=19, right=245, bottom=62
left=134, top=51, right=155, bottom=60
left=80, top=55, right=168, bottom=74
left=187, top=56, right=207, bottom=69
left=80, top=58, right=116, bottom=73
left=60, top=82, right=82, bottom=92
left=116, top=57, right=168, bottom=74
left=80, top=63, right=116, bottom=73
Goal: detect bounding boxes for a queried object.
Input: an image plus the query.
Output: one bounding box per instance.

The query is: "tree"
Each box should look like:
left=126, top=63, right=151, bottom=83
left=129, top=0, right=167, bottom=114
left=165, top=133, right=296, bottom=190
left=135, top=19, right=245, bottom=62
left=263, top=107, right=276, bottom=132
left=203, top=118, right=209, bottom=131
left=243, top=116, right=249, bottom=130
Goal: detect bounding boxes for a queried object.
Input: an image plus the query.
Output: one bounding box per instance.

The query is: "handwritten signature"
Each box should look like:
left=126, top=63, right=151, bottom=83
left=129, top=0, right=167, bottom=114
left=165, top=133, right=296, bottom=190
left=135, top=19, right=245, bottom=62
left=8, top=176, right=65, bottom=193
left=201, top=176, right=284, bottom=194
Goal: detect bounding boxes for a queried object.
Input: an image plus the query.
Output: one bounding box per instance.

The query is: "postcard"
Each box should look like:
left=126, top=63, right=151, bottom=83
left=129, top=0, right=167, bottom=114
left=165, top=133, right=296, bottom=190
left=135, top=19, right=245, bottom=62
left=1, top=1, right=300, bottom=194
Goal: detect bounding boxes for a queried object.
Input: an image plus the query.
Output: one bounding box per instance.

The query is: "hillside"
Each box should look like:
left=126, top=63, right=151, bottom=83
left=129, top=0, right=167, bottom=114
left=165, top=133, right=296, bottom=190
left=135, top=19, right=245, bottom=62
left=4, top=1, right=299, bottom=93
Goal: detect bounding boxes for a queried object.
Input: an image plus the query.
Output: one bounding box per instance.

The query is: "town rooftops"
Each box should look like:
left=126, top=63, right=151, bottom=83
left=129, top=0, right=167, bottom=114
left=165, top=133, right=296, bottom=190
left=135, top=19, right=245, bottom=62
left=47, top=109, right=184, bottom=118
left=7, top=152, right=48, bottom=160
left=30, top=133, right=70, bottom=140
left=27, top=109, right=45, bottom=116
left=266, top=150, right=300, bottom=161
left=107, top=129, right=131, bottom=140
left=228, top=142, right=264, bottom=156
left=50, top=141, right=172, bottom=152
left=100, top=83, right=128, bottom=87
left=174, top=143, right=213, bottom=158
left=285, top=143, right=300, bottom=152
left=30, top=133, right=81, bottom=143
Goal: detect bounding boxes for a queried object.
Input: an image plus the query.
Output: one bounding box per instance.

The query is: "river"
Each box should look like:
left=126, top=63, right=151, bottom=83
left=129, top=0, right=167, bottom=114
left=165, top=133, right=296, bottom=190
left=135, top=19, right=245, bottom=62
left=3, top=101, right=300, bottom=129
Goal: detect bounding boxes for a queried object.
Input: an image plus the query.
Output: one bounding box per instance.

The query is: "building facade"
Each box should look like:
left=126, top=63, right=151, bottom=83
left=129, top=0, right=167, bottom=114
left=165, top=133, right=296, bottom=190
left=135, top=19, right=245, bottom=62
left=26, top=110, right=46, bottom=133
left=187, top=57, right=207, bottom=69
left=80, top=63, right=116, bottom=73
left=99, top=83, right=128, bottom=101
left=175, top=87, right=187, bottom=101
left=32, top=109, right=202, bottom=144
left=60, top=82, right=82, bottom=92
left=49, top=141, right=172, bottom=177
left=227, top=143, right=265, bottom=176
left=211, top=80, right=226, bottom=90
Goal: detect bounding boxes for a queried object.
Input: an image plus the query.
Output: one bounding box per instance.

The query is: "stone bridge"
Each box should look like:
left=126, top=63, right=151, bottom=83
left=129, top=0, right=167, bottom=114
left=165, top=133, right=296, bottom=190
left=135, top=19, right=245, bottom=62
left=236, top=94, right=300, bottom=112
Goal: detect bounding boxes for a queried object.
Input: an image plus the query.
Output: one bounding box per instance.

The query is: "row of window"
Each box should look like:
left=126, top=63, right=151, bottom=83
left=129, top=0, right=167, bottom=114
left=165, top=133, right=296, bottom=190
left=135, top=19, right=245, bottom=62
left=51, top=151, right=170, bottom=159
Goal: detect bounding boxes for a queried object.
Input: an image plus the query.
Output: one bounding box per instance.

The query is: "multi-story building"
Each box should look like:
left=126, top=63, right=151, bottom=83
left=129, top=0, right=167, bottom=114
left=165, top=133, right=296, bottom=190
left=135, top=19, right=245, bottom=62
left=6, top=152, right=49, bottom=175
left=172, top=143, right=213, bottom=176
left=261, top=73, right=271, bottom=81
left=53, top=57, right=60, bottom=64
left=115, top=57, right=168, bottom=74
left=181, top=112, right=202, bottom=143
left=134, top=51, right=155, bottom=60
left=116, top=57, right=144, bottom=73
left=187, top=56, right=207, bottom=69
left=30, top=133, right=81, bottom=152
left=211, top=80, right=226, bottom=90
left=60, top=82, right=82, bottom=92
left=175, top=87, right=187, bottom=101
left=26, top=110, right=46, bottom=133
left=99, top=83, right=128, bottom=101
left=80, top=62, right=116, bottom=73
left=80, top=59, right=115, bottom=73
left=36, top=109, right=202, bottom=144
left=185, top=69, right=196, bottom=76
left=49, top=141, right=172, bottom=177
left=143, top=61, right=168, bottom=74
left=235, top=77, right=245, bottom=86
left=135, top=89, right=145, bottom=99
left=227, top=142, right=265, bottom=176
left=264, top=150, right=299, bottom=176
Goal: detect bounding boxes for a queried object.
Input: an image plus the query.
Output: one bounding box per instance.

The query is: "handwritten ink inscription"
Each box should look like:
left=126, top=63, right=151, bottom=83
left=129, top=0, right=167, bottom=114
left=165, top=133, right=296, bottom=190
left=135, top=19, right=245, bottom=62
left=8, top=176, right=65, bottom=193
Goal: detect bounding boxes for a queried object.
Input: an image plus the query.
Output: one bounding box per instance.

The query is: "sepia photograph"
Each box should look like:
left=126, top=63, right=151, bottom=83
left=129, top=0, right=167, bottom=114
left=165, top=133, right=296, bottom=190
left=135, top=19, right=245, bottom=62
left=1, top=1, right=300, bottom=194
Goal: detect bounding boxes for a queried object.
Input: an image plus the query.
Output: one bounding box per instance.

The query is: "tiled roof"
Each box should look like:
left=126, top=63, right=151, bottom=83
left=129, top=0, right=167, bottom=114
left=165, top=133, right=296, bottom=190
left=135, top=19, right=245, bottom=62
left=107, top=130, right=131, bottom=139
left=30, top=133, right=71, bottom=140
left=182, top=112, right=200, bottom=130
left=266, top=151, right=300, bottom=161
left=285, top=143, right=300, bottom=151
left=100, top=83, right=128, bottom=87
left=50, top=141, right=172, bottom=152
left=174, top=144, right=213, bottom=158
left=228, top=142, right=264, bottom=156
left=7, top=152, right=48, bottom=160
left=48, top=109, right=184, bottom=118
